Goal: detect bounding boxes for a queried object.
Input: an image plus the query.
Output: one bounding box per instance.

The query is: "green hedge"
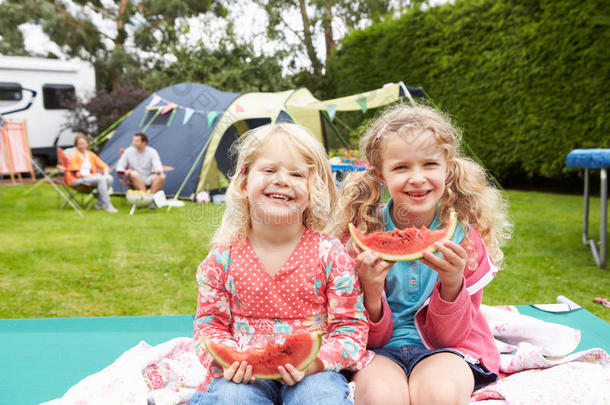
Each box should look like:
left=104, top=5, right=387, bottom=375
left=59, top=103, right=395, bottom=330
left=327, top=0, right=610, bottom=179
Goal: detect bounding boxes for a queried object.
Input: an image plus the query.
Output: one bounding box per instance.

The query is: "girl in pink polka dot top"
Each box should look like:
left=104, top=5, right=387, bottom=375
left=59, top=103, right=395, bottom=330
left=191, top=123, right=374, bottom=405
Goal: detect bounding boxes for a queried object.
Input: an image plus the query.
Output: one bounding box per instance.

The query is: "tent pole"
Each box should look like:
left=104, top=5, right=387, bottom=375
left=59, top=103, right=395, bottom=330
left=321, top=112, right=350, bottom=149
left=90, top=111, right=131, bottom=148
left=330, top=115, right=360, bottom=148
left=167, top=132, right=214, bottom=211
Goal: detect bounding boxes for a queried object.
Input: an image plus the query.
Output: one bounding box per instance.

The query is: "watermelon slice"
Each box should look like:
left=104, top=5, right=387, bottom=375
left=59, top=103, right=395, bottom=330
left=348, top=211, right=458, bottom=261
left=204, top=332, right=323, bottom=380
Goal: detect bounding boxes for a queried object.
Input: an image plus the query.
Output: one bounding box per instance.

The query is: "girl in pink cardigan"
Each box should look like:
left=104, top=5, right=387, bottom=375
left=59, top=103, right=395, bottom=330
left=332, top=104, right=512, bottom=405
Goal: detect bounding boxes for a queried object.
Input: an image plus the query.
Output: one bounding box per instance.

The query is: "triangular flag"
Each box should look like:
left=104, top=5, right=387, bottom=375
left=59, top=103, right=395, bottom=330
left=207, top=111, right=219, bottom=127
left=356, top=97, right=367, bottom=114
left=183, top=108, right=194, bottom=125
left=161, top=103, right=176, bottom=114
left=147, top=94, right=161, bottom=108
left=235, top=104, right=244, bottom=113
left=326, top=104, right=337, bottom=122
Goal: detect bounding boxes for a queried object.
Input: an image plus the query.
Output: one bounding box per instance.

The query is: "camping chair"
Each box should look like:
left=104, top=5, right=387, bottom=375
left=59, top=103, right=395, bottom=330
left=55, top=147, right=97, bottom=211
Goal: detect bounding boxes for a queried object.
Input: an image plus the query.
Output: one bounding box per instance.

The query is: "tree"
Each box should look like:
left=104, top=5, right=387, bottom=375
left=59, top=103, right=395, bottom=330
left=0, top=0, right=225, bottom=90
left=64, top=83, right=149, bottom=140
left=141, top=42, right=291, bottom=93
left=249, top=0, right=428, bottom=75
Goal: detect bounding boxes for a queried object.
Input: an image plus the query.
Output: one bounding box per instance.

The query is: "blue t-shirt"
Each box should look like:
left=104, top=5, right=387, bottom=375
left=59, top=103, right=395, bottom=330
left=382, top=199, right=464, bottom=347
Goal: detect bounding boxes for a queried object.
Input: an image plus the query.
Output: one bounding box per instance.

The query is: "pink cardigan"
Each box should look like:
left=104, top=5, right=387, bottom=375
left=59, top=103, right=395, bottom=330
left=368, top=226, right=500, bottom=374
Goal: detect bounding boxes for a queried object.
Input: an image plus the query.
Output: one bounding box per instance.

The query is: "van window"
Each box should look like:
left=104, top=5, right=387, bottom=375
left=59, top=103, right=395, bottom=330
left=0, top=82, right=22, bottom=101
left=43, top=84, right=75, bottom=109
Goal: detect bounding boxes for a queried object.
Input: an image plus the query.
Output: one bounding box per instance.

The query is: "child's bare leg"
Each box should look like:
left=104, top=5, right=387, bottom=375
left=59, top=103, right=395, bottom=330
left=408, top=352, right=474, bottom=405
left=353, top=355, right=410, bottom=405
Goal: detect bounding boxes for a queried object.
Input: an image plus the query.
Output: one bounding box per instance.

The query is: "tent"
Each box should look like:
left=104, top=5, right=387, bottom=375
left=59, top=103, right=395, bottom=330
left=99, top=82, right=419, bottom=198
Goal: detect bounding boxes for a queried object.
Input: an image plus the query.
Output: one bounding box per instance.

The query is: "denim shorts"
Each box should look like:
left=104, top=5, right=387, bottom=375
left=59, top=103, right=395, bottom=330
left=373, top=345, right=497, bottom=391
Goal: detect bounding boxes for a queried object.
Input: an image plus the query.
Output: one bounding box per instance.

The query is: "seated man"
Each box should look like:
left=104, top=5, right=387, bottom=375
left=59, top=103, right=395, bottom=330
left=116, top=132, right=165, bottom=194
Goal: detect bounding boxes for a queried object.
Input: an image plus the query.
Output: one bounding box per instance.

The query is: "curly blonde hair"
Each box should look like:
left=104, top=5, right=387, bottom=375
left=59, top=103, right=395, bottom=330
left=211, top=123, right=338, bottom=247
left=331, top=104, right=512, bottom=266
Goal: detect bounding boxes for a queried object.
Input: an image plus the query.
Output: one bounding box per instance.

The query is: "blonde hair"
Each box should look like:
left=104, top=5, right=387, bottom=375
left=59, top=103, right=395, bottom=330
left=211, top=123, right=338, bottom=247
left=332, top=103, right=512, bottom=266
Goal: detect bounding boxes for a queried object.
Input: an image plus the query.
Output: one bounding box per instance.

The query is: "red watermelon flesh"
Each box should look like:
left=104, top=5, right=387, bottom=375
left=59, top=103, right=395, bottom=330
left=204, top=332, right=322, bottom=380
left=349, top=211, right=458, bottom=261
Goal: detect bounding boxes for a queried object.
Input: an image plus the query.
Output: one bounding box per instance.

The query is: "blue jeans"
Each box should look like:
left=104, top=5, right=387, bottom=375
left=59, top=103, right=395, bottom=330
left=190, top=371, right=351, bottom=405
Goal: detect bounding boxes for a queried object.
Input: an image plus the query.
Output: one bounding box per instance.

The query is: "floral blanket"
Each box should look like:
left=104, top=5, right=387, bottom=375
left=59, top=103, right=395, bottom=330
left=470, top=305, right=609, bottom=405
left=42, top=306, right=609, bottom=405
left=41, top=337, right=206, bottom=405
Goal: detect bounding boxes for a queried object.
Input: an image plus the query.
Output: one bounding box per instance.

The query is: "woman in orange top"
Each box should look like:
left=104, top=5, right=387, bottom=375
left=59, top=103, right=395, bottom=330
left=66, top=134, right=118, bottom=213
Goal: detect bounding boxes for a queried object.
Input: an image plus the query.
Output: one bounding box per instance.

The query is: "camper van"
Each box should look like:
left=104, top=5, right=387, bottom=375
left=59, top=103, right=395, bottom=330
left=0, top=56, right=95, bottom=168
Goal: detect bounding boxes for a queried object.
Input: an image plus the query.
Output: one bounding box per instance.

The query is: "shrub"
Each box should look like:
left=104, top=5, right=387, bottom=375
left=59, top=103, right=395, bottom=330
left=327, top=0, right=610, bottom=180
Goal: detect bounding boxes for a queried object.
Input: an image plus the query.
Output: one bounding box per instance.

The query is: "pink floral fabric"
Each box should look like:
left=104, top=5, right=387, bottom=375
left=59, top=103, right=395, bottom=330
left=43, top=338, right=206, bottom=405
left=470, top=305, right=610, bottom=404
left=193, top=228, right=374, bottom=391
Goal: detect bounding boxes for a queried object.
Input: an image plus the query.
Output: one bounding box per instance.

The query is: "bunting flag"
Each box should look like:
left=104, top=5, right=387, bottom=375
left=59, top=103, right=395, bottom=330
left=161, top=103, right=177, bottom=114
left=207, top=111, right=219, bottom=128
left=138, top=93, right=226, bottom=129
left=356, top=97, right=367, bottom=114
left=148, top=95, right=161, bottom=108
left=183, top=108, right=194, bottom=125
left=235, top=104, right=245, bottom=113
left=326, top=104, right=337, bottom=122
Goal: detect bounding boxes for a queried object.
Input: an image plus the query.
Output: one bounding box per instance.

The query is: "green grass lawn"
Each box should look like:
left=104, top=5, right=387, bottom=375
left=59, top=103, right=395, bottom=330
left=1, top=183, right=608, bottom=322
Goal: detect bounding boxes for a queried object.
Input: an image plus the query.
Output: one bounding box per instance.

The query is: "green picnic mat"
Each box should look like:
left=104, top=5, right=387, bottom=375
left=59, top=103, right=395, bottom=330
left=0, top=315, right=194, bottom=405
left=518, top=305, right=610, bottom=352
left=1, top=307, right=608, bottom=404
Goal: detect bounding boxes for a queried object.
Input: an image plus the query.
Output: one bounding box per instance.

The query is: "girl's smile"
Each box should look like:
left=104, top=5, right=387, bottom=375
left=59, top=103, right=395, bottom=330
left=404, top=189, right=432, bottom=200
left=265, top=191, right=294, bottom=202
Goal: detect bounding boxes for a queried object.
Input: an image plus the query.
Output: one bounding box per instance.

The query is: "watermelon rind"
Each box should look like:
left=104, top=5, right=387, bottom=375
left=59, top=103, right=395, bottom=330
left=202, top=340, right=235, bottom=371
left=204, top=331, right=323, bottom=380
left=349, top=211, right=458, bottom=261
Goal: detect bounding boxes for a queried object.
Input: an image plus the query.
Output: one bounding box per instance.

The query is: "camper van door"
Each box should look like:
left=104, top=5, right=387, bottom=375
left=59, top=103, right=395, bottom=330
left=0, top=56, right=95, bottom=167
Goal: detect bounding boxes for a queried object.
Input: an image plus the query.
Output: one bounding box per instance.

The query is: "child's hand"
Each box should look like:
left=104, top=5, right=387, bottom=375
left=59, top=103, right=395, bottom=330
left=223, top=361, right=255, bottom=384
left=356, top=250, right=394, bottom=294
left=421, top=240, right=467, bottom=301
left=356, top=250, right=394, bottom=321
left=277, top=358, right=323, bottom=385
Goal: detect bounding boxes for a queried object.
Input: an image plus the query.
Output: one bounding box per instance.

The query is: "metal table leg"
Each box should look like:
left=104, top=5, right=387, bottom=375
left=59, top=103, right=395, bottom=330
left=582, top=168, right=607, bottom=268
left=600, top=168, right=607, bottom=267
left=583, top=168, right=590, bottom=245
